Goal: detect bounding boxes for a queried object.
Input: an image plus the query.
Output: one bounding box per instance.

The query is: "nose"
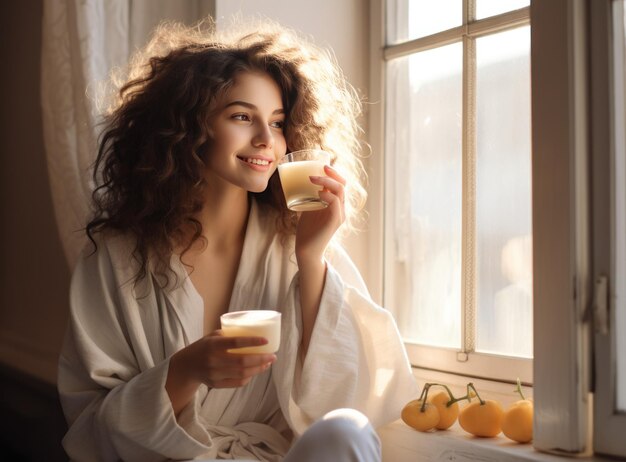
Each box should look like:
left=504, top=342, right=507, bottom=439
left=252, top=123, right=274, bottom=149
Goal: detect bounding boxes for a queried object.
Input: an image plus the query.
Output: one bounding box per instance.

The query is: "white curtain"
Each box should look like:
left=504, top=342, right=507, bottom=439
left=41, top=0, right=214, bottom=270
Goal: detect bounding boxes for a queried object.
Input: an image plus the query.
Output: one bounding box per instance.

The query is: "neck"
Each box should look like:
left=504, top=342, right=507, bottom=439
left=194, top=184, right=250, bottom=251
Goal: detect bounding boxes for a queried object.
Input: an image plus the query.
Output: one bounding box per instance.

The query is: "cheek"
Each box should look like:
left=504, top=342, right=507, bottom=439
left=275, top=133, right=287, bottom=155
left=203, top=133, right=236, bottom=165
left=221, top=128, right=243, bottom=147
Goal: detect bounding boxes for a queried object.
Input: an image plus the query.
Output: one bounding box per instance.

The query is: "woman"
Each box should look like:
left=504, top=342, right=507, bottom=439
left=58, top=18, right=417, bottom=461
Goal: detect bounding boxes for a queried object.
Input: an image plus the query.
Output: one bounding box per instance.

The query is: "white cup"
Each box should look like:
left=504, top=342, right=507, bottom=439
left=277, top=149, right=331, bottom=212
left=220, top=310, right=281, bottom=354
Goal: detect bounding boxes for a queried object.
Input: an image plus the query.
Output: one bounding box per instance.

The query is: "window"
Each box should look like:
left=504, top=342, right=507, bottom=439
left=373, top=0, right=626, bottom=457
left=382, top=0, right=532, bottom=383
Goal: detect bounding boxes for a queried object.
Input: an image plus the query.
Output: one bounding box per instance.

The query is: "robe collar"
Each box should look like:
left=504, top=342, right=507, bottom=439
left=165, top=199, right=264, bottom=344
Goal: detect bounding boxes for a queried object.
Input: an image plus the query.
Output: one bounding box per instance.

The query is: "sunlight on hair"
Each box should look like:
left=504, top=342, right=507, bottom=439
left=88, top=16, right=368, bottom=285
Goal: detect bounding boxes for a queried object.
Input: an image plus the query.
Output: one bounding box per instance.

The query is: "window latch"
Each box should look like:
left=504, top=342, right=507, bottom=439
left=593, top=275, right=609, bottom=335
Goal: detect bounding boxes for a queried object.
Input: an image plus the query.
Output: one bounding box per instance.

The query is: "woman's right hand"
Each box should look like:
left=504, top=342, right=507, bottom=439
left=165, top=330, right=276, bottom=416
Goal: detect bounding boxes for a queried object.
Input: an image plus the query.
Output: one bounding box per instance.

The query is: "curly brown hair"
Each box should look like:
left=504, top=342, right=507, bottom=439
left=87, top=18, right=367, bottom=285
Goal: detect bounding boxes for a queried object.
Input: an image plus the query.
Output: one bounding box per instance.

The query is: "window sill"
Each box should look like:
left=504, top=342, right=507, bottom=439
left=378, top=420, right=612, bottom=462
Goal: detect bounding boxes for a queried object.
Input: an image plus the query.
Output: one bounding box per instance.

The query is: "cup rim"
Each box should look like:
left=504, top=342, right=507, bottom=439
left=278, top=149, right=330, bottom=164
left=220, top=310, right=281, bottom=325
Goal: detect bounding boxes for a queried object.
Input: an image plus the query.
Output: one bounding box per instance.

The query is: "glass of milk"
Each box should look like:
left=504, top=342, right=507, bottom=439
left=220, top=310, right=281, bottom=354
left=277, top=149, right=331, bottom=211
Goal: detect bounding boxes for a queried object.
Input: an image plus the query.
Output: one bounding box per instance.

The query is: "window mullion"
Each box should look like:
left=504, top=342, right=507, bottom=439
left=468, top=7, right=530, bottom=37
left=462, top=31, right=477, bottom=356
left=383, top=26, right=464, bottom=60
left=464, top=0, right=476, bottom=23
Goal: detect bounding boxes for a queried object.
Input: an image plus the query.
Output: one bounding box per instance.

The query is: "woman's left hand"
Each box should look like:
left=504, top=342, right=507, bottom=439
left=295, top=164, right=346, bottom=263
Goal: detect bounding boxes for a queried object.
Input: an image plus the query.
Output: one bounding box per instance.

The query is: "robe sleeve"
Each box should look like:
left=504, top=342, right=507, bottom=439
left=58, top=240, right=215, bottom=462
left=273, top=244, right=419, bottom=436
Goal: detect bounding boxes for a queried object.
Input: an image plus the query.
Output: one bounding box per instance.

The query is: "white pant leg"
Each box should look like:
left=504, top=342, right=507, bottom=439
left=283, top=409, right=381, bottom=462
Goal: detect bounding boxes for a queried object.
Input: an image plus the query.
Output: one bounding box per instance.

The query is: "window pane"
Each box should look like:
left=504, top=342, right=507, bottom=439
left=475, top=27, right=532, bottom=358
left=387, top=0, right=462, bottom=44
left=385, top=43, right=463, bottom=349
left=476, top=0, right=529, bottom=20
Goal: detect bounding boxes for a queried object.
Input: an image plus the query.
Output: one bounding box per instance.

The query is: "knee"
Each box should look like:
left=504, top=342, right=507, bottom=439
left=306, top=409, right=380, bottom=456
left=320, top=408, right=374, bottom=437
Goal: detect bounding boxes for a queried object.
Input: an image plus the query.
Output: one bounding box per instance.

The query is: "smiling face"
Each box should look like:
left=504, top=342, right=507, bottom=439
left=204, top=71, right=287, bottom=194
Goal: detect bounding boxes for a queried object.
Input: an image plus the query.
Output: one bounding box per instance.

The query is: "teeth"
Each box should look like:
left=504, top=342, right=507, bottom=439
left=244, top=158, right=269, bottom=166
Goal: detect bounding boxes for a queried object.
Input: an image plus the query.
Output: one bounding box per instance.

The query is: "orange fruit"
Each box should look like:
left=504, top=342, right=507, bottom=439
left=458, top=399, right=504, bottom=437
left=502, top=399, right=533, bottom=443
left=401, top=399, right=440, bottom=432
left=427, top=391, right=459, bottom=430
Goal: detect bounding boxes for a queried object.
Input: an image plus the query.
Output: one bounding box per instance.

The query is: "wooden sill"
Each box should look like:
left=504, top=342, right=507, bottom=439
left=378, top=420, right=615, bottom=462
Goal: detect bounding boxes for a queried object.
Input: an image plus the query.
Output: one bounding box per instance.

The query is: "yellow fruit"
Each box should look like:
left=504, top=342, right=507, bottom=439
left=401, top=399, right=440, bottom=432
left=427, top=391, right=459, bottom=430
left=502, top=399, right=533, bottom=443
left=458, top=399, right=504, bottom=437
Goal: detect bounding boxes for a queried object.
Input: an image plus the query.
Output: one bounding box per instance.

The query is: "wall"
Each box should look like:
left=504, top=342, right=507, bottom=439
left=0, top=0, right=70, bottom=384
left=0, top=0, right=71, bottom=454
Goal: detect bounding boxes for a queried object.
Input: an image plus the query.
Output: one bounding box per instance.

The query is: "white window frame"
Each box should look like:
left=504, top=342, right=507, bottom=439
left=373, top=0, right=532, bottom=384
left=530, top=0, right=592, bottom=454
left=591, top=0, right=626, bottom=458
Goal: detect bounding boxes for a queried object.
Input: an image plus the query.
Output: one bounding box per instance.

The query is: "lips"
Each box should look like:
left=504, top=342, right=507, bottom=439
left=239, top=157, right=270, bottom=166
left=237, top=155, right=273, bottom=171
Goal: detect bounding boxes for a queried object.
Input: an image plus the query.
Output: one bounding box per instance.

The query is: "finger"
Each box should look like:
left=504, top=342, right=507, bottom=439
left=212, top=335, right=269, bottom=350
left=210, top=352, right=276, bottom=368
left=205, top=360, right=274, bottom=387
left=318, top=190, right=346, bottom=220
left=211, top=377, right=253, bottom=389
left=217, top=362, right=273, bottom=380
left=309, top=176, right=345, bottom=203
left=323, top=164, right=347, bottom=185
left=223, top=353, right=276, bottom=367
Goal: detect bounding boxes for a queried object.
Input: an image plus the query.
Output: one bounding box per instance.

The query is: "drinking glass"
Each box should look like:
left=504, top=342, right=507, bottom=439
left=277, top=149, right=331, bottom=211
left=220, top=310, right=281, bottom=354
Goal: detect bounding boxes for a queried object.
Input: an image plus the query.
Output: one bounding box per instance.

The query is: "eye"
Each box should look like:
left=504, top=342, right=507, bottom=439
left=270, top=120, right=285, bottom=129
left=232, top=113, right=251, bottom=122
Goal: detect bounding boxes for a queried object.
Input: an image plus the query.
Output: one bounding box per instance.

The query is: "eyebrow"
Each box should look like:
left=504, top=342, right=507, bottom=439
left=224, top=100, right=284, bottom=115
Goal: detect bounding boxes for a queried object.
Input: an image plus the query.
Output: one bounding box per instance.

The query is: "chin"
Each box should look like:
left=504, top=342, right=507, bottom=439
left=246, top=182, right=270, bottom=194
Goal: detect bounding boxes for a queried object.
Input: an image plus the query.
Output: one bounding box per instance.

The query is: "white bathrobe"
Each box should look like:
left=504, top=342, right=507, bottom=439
left=58, top=200, right=418, bottom=462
